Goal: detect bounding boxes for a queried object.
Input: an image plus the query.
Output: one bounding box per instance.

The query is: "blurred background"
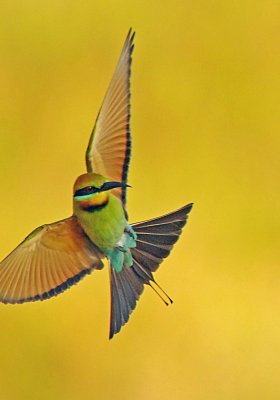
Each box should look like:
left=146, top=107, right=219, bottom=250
left=0, top=1, right=279, bottom=399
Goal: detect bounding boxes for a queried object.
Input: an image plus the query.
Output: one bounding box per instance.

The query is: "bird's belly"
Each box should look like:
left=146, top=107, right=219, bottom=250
left=88, top=215, right=126, bottom=253
left=77, top=207, right=126, bottom=254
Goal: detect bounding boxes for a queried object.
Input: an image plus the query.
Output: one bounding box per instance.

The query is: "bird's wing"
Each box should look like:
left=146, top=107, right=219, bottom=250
left=0, top=217, right=104, bottom=304
left=109, top=203, right=193, bottom=338
left=86, top=29, right=135, bottom=206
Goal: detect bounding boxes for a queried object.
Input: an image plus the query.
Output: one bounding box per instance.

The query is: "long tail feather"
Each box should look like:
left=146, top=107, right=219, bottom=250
left=109, top=203, right=193, bottom=338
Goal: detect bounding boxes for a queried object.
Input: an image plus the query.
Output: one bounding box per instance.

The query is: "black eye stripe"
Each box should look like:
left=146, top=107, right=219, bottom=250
left=74, top=181, right=128, bottom=197
left=74, top=186, right=100, bottom=197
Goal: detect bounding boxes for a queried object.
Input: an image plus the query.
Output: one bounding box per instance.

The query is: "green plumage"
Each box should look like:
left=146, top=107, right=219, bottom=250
left=74, top=187, right=136, bottom=272
left=74, top=194, right=125, bottom=252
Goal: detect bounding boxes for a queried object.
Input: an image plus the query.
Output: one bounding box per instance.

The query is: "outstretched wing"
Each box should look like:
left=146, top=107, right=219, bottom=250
left=109, top=203, right=193, bottom=338
left=86, top=29, right=135, bottom=205
left=0, top=217, right=104, bottom=304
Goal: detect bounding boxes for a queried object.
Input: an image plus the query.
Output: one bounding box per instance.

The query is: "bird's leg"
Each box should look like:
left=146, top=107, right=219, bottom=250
left=125, top=224, right=137, bottom=241
left=123, top=224, right=137, bottom=249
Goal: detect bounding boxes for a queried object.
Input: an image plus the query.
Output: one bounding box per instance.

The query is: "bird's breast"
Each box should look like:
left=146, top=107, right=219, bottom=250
left=74, top=195, right=126, bottom=254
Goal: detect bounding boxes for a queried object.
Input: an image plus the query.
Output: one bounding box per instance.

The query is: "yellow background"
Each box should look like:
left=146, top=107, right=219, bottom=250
left=0, top=1, right=279, bottom=399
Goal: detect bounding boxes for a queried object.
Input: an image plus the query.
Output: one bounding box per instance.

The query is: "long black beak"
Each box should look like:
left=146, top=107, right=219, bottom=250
left=100, top=181, right=131, bottom=192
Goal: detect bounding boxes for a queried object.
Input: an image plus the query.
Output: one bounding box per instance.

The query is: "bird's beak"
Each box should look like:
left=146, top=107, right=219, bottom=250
left=100, top=181, right=131, bottom=192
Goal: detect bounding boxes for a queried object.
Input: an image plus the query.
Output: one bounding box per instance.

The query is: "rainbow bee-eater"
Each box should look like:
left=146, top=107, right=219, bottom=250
left=0, top=30, right=193, bottom=338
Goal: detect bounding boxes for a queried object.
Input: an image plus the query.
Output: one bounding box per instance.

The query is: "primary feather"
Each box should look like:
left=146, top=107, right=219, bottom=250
left=86, top=29, right=134, bottom=205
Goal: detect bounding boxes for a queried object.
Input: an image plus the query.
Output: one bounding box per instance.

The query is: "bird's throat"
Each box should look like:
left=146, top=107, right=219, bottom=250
left=75, top=191, right=109, bottom=212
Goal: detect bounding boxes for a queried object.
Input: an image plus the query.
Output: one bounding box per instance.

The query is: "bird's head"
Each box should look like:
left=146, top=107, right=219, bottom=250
left=73, top=173, right=128, bottom=211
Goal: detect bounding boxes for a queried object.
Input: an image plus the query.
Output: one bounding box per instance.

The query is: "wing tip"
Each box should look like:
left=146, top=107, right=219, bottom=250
left=124, top=28, right=136, bottom=58
left=126, top=28, right=136, bottom=43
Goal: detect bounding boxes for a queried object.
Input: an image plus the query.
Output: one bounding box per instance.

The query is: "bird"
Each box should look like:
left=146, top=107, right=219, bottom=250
left=0, top=29, right=193, bottom=338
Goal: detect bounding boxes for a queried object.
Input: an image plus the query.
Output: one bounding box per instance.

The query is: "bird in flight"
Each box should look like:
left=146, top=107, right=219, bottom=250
left=0, top=29, right=193, bottom=338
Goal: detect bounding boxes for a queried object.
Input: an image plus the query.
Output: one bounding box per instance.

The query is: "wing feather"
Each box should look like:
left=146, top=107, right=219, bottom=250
left=86, top=29, right=135, bottom=205
left=0, top=217, right=104, bottom=304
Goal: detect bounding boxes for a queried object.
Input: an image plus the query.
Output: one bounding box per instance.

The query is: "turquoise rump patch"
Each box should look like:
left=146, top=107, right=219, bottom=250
left=107, top=225, right=137, bottom=272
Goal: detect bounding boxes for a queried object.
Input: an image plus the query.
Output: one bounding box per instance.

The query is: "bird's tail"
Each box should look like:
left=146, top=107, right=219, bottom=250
left=109, top=203, right=193, bottom=338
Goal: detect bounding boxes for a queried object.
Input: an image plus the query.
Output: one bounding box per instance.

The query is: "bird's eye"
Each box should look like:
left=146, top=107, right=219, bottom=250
left=74, top=185, right=99, bottom=197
